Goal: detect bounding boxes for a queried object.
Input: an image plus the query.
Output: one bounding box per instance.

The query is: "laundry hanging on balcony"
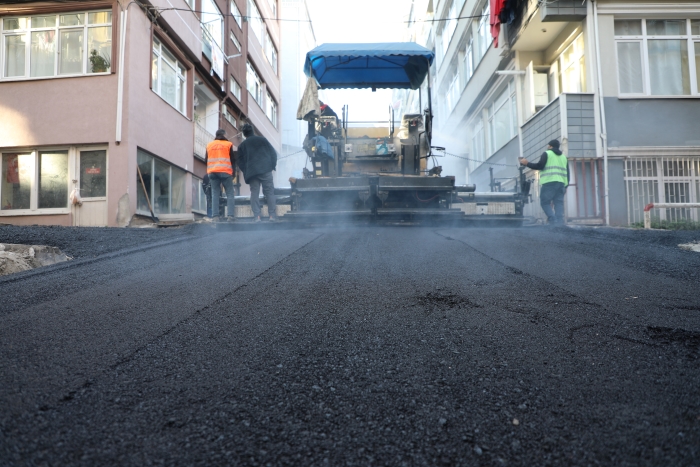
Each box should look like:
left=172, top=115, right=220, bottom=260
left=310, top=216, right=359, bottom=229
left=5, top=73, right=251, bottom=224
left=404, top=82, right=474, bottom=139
left=490, top=0, right=507, bottom=47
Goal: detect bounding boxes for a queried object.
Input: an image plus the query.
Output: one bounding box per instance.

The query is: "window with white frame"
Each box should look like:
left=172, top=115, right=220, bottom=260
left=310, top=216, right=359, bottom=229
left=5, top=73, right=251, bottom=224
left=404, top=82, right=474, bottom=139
left=192, top=176, right=207, bottom=214
left=473, top=2, right=491, bottom=64
left=231, top=0, right=242, bottom=29
left=152, top=37, right=187, bottom=113
left=230, top=30, right=241, bottom=52
left=471, top=119, right=486, bottom=167
left=223, top=104, right=237, bottom=127
left=184, top=0, right=195, bottom=9
left=487, top=81, right=518, bottom=154
left=558, top=33, right=586, bottom=93
left=1, top=149, right=69, bottom=212
left=201, top=0, right=223, bottom=59
left=615, top=19, right=700, bottom=96
left=246, top=61, right=263, bottom=106
left=247, top=0, right=264, bottom=45
left=265, top=91, right=277, bottom=127
left=463, top=38, right=474, bottom=86
left=136, top=149, right=186, bottom=216
left=445, top=71, right=460, bottom=115
left=230, top=75, right=242, bottom=101
left=264, top=30, right=278, bottom=74
left=267, top=0, right=277, bottom=19
left=2, top=11, right=112, bottom=79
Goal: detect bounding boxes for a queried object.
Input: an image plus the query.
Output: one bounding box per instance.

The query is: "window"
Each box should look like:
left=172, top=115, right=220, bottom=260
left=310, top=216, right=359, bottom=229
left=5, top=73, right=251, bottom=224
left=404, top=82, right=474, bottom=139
left=230, top=30, right=241, bottom=51
left=192, top=177, right=207, bottom=214
left=231, top=0, right=242, bottom=29
left=247, top=0, right=264, bottom=45
left=1, top=150, right=69, bottom=212
left=463, top=38, right=474, bottom=86
left=246, top=61, right=263, bottom=106
left=152, top=37, right=186, bottom=113
left=201, top=0, right=223, bottom=60
left=223, top=104, right=237, bottom=127
left=265, top=91, right=277, bottom=127
left=267, top=0, right=277, bottom=19
left=558, top=34, right=586, bottom=93
left=471, top=119, right=486, bottom=170
left=185, top=0, right=195, bottom=9
left=474, top=2, right=491, bottom=64
left=615, top=19, right=700, bottom=96
left=230, top=75, right=242, bottom=101
left=445, top=71, right=460, bottom=115
left=1, top=11, right=112, bottom=79
left=79, top=150, right=107, bottom=198
left=264, top=30, right=277, bottom=74
left=487, top=82, right=518, bottom=153
left=136, top=150, right=186, bottom=216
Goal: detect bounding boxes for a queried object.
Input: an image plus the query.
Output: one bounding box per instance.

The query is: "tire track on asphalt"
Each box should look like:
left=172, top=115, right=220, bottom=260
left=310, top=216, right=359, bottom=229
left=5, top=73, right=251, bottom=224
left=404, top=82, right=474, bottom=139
left=26, top=232, right=327, bottom=414
left=433, top=230, right=611, bottom=339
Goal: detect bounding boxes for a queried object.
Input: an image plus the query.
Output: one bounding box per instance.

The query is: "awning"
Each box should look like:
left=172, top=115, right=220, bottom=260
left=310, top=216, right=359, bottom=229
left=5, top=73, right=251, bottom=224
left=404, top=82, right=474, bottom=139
left=303, top=43, right=435, bottom=90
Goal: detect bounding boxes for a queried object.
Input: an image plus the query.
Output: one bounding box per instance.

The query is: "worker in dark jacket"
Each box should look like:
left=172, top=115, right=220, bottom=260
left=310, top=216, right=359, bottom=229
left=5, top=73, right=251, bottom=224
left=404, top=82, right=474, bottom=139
left=237, top=124, right=278, bottom=222
left=519, top=139, right=569, bottom=225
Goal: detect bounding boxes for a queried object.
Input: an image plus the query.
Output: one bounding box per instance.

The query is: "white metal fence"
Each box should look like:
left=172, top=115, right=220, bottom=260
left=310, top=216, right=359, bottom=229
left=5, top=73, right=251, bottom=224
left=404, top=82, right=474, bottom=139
left=194, top=123, right=214, bottom=160
left=625, top=156, right=700, bottom=225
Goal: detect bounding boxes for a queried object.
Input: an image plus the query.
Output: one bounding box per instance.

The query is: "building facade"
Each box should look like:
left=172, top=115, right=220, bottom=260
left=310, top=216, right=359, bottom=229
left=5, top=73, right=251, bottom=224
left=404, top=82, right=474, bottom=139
left=408, top=0, right=700, bottom=226
left=278, top=0, right=315, bottom=184
left=0, top=0, right=280, bottom=226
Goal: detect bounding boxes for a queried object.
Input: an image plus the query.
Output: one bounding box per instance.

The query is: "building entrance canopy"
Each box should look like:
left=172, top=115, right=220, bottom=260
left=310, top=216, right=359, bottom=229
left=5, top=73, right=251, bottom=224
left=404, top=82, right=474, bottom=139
left=303, top=43, right=435, bottom=90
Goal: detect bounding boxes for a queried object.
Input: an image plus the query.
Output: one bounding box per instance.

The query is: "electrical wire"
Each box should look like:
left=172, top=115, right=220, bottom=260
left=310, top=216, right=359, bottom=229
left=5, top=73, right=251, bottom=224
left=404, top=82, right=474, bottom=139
left=440, top=149, right=520, bottom=168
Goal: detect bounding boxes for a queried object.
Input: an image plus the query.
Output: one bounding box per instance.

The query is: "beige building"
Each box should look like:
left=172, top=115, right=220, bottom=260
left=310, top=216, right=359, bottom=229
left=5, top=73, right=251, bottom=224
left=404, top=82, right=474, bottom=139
left=0, top=0, right=281, bottom=226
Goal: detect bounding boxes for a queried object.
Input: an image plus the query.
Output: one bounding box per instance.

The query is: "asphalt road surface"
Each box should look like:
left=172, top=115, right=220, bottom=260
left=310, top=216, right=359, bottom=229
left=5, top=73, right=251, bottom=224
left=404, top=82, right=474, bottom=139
left=1, top=225, right=699, bottom=466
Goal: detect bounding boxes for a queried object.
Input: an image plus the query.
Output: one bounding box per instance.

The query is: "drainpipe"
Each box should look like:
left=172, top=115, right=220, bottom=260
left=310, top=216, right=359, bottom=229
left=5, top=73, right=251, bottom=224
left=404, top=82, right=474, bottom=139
left=116, top=8, right=128, bottom=143
left=592, top=0, right=610, bottom=225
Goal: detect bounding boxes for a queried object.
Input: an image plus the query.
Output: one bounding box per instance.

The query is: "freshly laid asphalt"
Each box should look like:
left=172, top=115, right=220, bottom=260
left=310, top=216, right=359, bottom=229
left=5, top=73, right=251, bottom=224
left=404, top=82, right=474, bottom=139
left=1, top=224, right=699, bottom=466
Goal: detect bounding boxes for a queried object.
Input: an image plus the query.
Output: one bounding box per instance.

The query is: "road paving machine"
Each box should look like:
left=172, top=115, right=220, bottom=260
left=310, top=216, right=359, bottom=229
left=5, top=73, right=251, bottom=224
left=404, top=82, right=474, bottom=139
left=286, top=43, right=528, bottom=225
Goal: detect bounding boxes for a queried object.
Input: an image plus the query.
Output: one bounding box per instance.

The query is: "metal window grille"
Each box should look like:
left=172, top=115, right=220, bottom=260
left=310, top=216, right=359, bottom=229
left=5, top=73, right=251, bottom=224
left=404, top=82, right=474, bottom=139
left=625, top=156, right=700, bottom=225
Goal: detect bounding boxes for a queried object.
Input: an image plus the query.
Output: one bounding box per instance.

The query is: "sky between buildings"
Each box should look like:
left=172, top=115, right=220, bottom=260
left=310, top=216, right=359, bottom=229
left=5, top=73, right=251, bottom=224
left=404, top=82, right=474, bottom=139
left=304, top=0, right=414, bottom=123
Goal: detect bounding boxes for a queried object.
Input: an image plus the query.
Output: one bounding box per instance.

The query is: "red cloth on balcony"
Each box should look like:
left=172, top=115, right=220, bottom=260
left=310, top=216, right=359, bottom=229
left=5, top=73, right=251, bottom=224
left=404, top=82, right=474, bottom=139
left=490, top=0, right=506, bottom=48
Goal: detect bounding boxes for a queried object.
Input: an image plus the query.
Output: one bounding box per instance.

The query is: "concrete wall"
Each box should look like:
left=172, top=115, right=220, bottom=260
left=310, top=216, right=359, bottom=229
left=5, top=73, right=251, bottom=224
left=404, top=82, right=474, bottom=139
left=608, top=159, right=627, bottom=226
left=605, top=98, right=700, bottom=148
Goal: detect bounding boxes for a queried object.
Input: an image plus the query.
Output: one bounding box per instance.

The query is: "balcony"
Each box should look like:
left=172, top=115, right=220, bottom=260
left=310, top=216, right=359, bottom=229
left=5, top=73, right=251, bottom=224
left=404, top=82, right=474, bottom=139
left=194, top=122, right=214, bottom=161
left=521, top=93, right=596, bottom=161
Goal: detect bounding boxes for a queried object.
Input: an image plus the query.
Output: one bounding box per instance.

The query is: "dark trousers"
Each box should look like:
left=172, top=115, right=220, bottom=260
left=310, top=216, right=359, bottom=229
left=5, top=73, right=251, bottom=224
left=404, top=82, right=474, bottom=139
left=208, top=172, right=236, bottom=218
left=249, top=171, right=277, bottom=218
left=539, top=182, right=566, bottom=224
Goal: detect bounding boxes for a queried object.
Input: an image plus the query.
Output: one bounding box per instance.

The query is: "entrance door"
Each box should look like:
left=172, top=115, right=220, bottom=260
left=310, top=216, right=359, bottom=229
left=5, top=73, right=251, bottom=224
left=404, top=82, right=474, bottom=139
left=72, top=149, right=108, bottom=226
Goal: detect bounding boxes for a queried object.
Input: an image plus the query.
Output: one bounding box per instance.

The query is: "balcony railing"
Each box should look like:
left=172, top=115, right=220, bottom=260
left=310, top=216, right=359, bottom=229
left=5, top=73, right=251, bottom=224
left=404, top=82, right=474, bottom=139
left=194, top=122, right=214, bottom=160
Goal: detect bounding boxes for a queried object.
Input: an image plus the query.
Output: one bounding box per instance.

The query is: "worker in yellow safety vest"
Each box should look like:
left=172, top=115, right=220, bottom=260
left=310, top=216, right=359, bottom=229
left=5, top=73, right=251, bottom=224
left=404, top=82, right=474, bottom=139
left=205, top=129, right=236, bottom=222
left=519, top=139, right=569, bottom=225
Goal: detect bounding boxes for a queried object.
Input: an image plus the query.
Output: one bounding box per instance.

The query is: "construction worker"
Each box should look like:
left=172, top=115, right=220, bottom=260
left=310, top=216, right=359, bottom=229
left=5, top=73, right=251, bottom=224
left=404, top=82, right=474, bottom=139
left=204, top=129, right=236, bottom=222
left=237, top=124, right=278, bottom=222
left=519, top=139, right=569, bottom=225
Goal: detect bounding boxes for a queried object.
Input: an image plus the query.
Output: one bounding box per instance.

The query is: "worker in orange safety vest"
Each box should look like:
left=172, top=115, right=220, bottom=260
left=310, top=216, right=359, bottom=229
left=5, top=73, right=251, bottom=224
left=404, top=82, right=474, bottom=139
left=205, top=129, right=236, bottom=221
